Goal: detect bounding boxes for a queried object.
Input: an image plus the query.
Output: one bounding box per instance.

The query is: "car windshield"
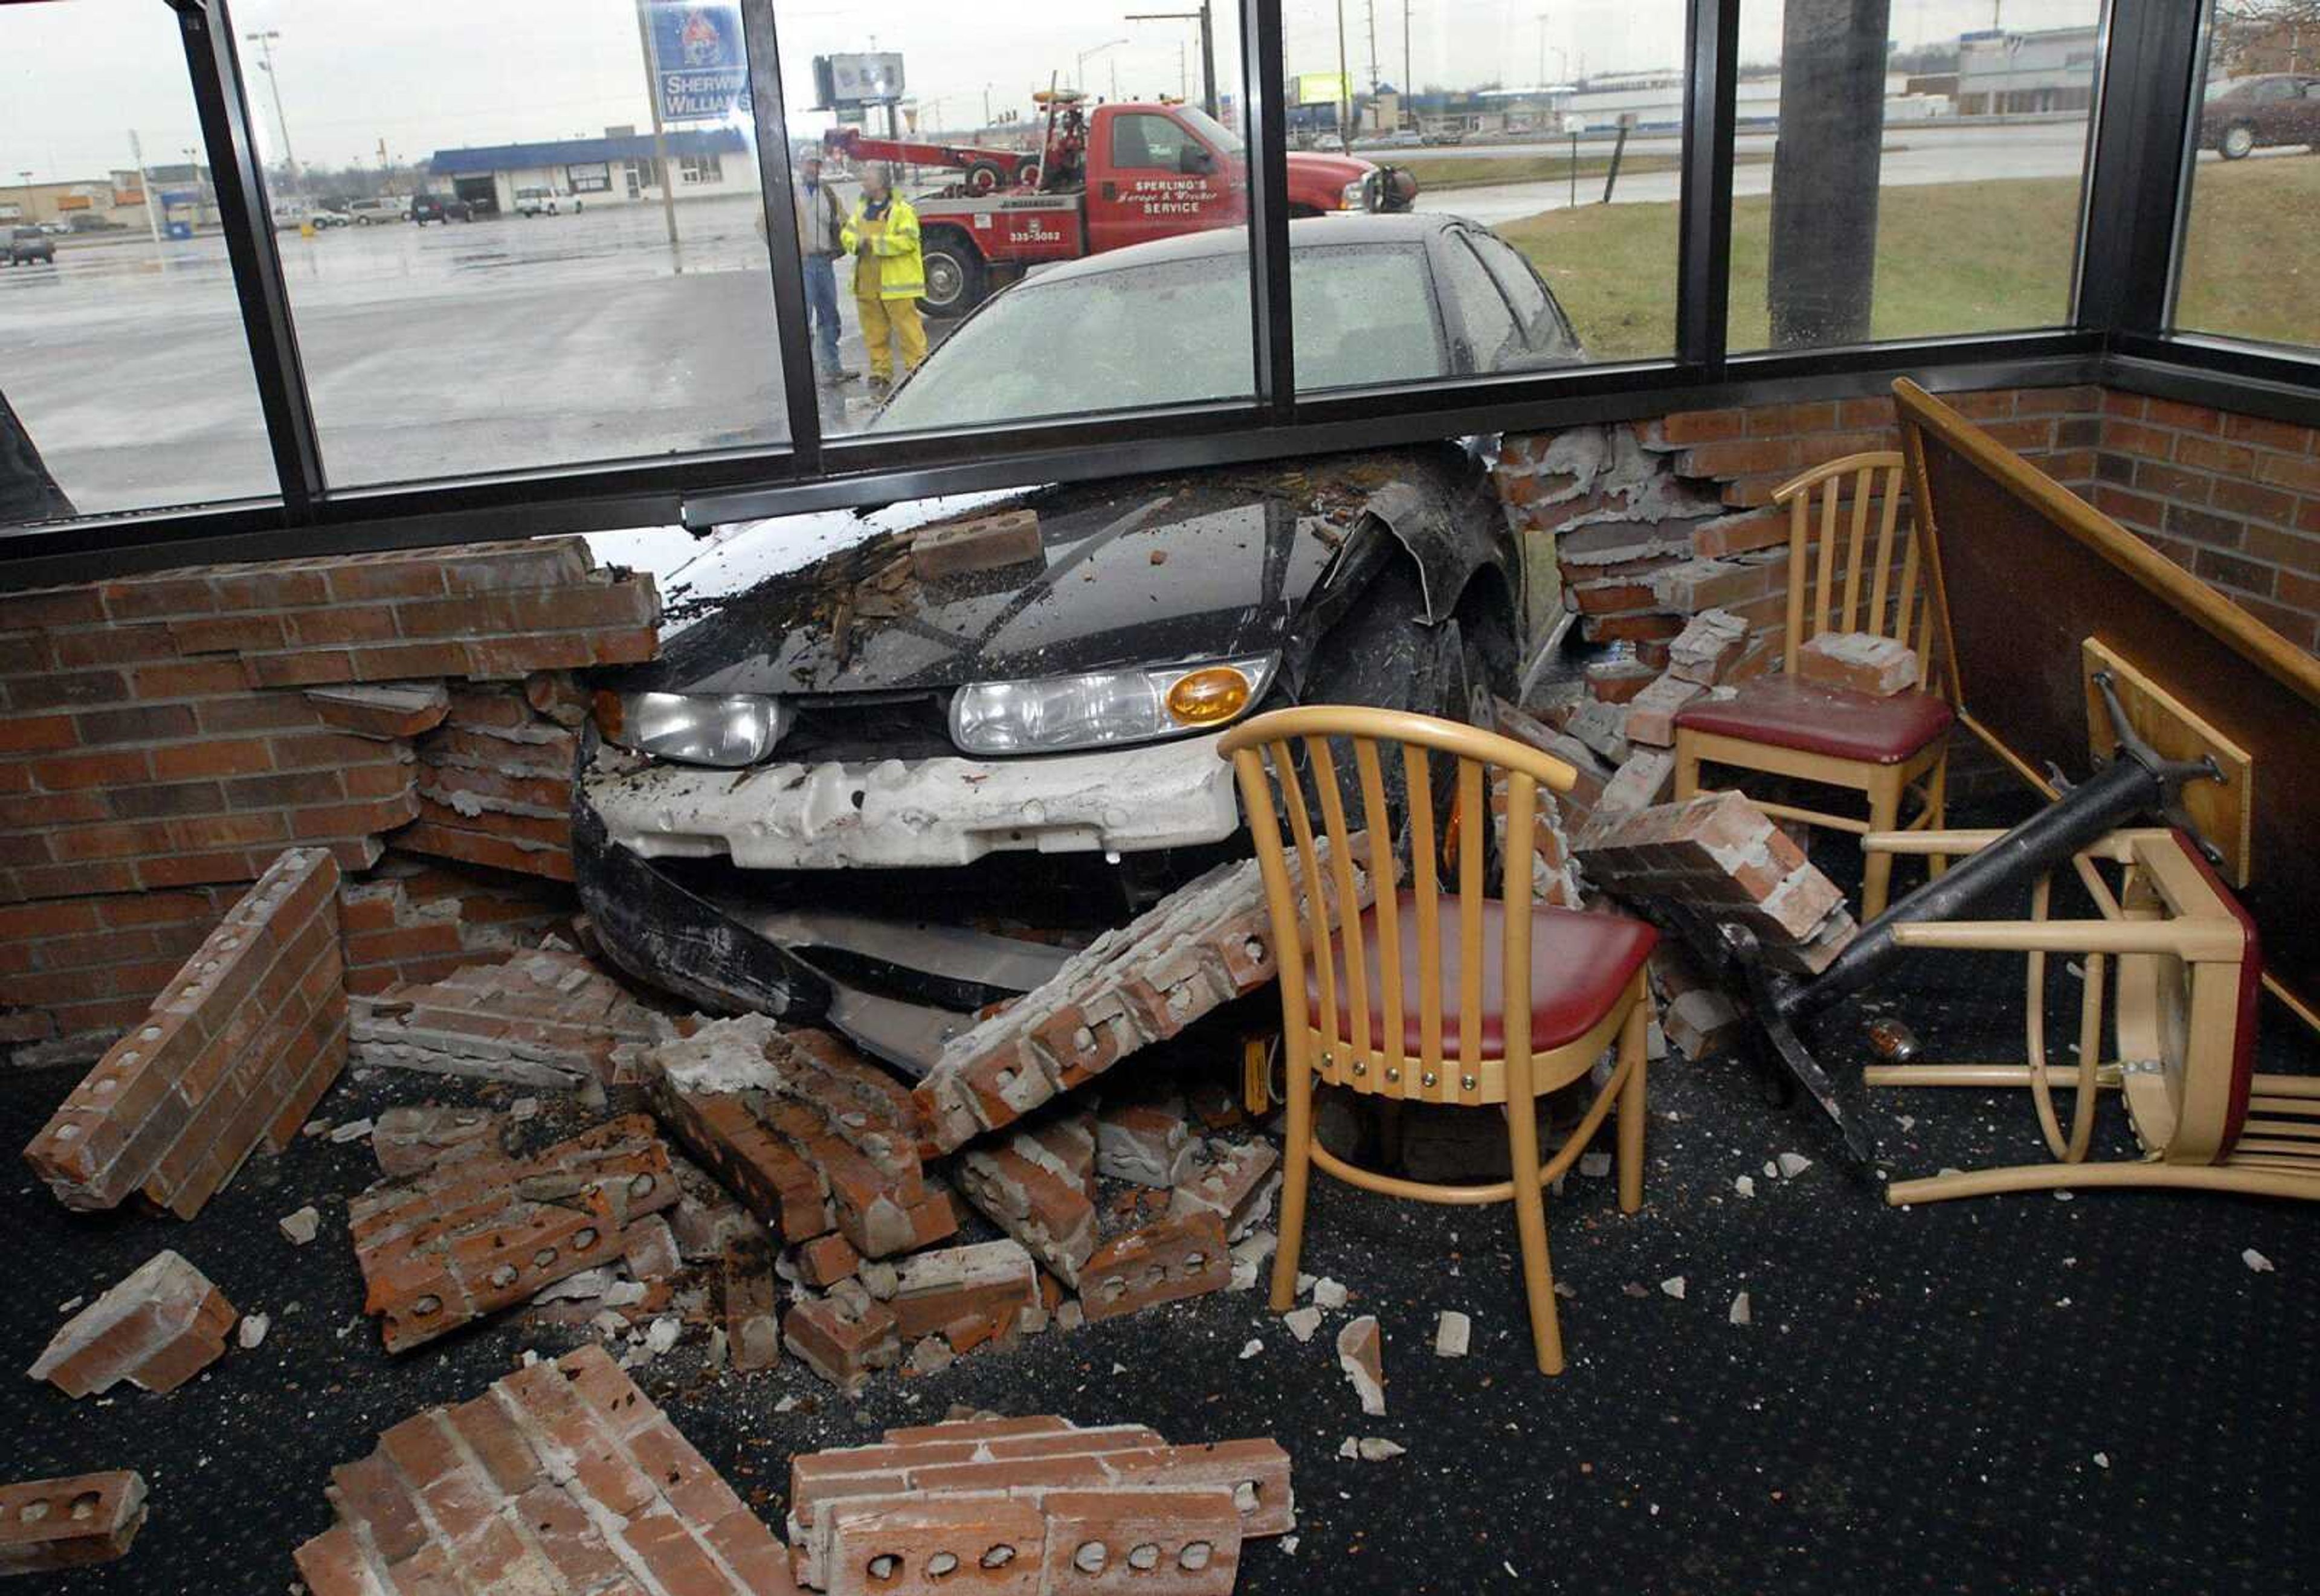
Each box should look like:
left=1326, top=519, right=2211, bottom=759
left=871, top=243, right=1441, bottom=432
left=1174, top=106, right=1246, bottom=156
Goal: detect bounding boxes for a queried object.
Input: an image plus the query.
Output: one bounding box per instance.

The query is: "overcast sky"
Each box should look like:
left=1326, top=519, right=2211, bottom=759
left=1, top=0, right=2104, bottom=184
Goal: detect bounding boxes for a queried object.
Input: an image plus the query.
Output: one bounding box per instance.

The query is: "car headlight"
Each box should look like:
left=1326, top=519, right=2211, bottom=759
left=949, top=655, right=1275, bottom=756
left=592, top=690, right=790, bottom=768
left=1341, top=179, right=1367, bottom=211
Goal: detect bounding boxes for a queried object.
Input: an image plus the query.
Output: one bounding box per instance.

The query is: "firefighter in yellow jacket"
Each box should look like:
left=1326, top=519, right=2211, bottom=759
left=840, top=162, right=927, bottom=393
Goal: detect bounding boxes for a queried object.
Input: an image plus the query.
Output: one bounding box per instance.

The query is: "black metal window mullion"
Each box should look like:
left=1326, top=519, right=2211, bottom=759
left=1676, top=0, right=1738, bottom=380
left=738, top=0, right=822, bottom=478
left=171, top=0, right=323, bottom=520
left=2076, top=0, right=2207, bottom=341
left=1242, top=0, right=1295, bottom=420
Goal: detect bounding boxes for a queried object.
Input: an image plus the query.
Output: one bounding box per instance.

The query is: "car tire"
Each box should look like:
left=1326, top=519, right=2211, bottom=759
left=918, top=232, right=987, bottom=320
left=2222, top=123, right=2256, bottom=159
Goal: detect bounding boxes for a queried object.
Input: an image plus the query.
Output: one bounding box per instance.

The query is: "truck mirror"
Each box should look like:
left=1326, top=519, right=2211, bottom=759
left=1181, top=144, right=1214, bottom=175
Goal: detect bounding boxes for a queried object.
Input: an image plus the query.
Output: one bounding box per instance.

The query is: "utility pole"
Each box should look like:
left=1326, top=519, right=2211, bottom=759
left=1767, top=0, right=1891, bottom=347
left=631, top=0, right=684, bottom=275
left=243, top=28, right=300, bottom=199
left=1126, top=9, right=1219, bottom=120
left=1337, top=0, right=1353, bottom=152
left=1536, top=11, right=1549, bottom=90
left=1365, top=0, right=1379, bottom=89
left=127, top=130, right=164, bottom=257
left=1404, top=0, right=1414, bottom=127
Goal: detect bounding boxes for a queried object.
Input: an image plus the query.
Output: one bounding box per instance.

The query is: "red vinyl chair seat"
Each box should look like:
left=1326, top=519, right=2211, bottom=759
left=1307, top=891, right=1658, bottom=1057
left=1674, top=677, right=1954, bottom=765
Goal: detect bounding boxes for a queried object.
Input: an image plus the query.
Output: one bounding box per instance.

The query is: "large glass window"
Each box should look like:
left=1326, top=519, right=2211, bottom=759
left=771, top=7, right=1254, bottom=436
left=2173, top=1, right=2320, bottom=350
left=0, top=0, right=277, bottom=520
left=1730, top=0, right=2104, bottom=353
left=238, top=0, right=788, bottom=486
left=1282, top=0, right=1687, bottom=382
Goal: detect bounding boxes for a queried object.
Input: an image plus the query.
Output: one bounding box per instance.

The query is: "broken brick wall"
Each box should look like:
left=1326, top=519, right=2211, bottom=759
left=1495, top=386, right=2112, bottom=816
left=1, top=538, right=649, bottom=1061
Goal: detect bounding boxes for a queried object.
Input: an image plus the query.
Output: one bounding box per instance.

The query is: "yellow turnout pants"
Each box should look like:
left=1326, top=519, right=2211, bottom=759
left=857, top=294, right=927, bottom=382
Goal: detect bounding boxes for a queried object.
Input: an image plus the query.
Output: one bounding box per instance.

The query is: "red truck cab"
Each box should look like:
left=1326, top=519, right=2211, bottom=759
left=833, top=97, right=1415, bottom=317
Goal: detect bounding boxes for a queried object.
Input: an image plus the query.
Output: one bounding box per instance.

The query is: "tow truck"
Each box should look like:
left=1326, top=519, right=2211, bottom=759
left=823, top=90, right=1418, bottom=317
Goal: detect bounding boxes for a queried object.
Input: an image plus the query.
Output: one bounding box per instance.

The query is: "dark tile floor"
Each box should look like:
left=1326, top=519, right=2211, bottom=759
left=6, top=849, right=2318, bottom=1594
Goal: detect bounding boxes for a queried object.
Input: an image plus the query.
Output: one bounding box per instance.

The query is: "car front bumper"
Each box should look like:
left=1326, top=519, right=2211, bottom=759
left=579, top=730, right=1242, bottom=870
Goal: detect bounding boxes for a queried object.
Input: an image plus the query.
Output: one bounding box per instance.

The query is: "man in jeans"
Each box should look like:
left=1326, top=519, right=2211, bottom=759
left=794, top=155, right=853, bottom=384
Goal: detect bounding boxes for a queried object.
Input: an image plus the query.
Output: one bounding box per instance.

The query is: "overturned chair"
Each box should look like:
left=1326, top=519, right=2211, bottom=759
left=1860, top=823, right=2319, bottom=1204
left=1219, top=706, right=1657, bottom=1375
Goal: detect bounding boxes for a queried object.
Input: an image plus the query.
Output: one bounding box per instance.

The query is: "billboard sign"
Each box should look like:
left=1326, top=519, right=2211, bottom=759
left=1295, top=71, right=1351, bottom=106
left=815, top=51, right=906, bottom=107
left=647, top=3, right=750, bottom=122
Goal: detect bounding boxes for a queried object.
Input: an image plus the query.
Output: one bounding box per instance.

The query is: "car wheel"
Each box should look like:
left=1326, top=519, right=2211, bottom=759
left=918, top=233, right=987, bottom=320
left=2222, top=123, right=2256, bottom=159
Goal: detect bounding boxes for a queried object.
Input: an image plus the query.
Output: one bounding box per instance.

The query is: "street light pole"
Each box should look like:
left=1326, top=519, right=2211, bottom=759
left=1337, top=0, right=1353, bottom=152
left=1077, top=37, right=1131, bottom=97
left=243, top=28, right=300, bottom=199
left=1126, top=8, right=1219, bottom=120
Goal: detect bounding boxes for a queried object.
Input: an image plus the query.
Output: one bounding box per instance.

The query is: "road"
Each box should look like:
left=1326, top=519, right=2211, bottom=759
left=0, top=122, right=2255, bottom=519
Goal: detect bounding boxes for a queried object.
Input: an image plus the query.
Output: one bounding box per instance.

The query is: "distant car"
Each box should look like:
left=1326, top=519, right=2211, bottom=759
left=1379, top=129, right=1424, bottom=148
left=1420, top=127, right=1466, bottom=146
left=514, top=187, right=561, bottom=217
left=309, top=208, right=352, bottom=228
left=346, top=196, right=408, bottom=225
left=871, top=212, right=1582, bottom=433
left=36, top=221, right=68, bottom=237
left=410, top=194, right=471, bottom=225
left=4, top=227, right=55, bottom=266
left=2201, top=74, right=2320, bottom=159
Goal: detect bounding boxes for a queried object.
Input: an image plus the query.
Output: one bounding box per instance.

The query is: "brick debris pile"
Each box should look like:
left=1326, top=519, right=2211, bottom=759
left=293, top=1343, right=791, bottom=1595
left=785, top=1414, right=1295, bottom=1594
left=642, top=1012, right=1283, bottom=1393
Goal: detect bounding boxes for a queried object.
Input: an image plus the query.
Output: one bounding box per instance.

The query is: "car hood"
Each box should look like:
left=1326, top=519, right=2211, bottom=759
left=624, top=449, right=1465, bottom=698
left=1284, top=150, right=1379, bottom=189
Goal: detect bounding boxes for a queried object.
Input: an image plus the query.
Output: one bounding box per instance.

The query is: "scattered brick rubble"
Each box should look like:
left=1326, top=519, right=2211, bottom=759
left=370, top=1102, right=505, bottom=1177
left=349, top=1112, right=678, bottom=1351
left=293, top=1343, right=790, bottom=1595
left=956, top=1117, right=1101, bottom=1286
left=401, top=680, right=591, bottom=881
left=24, top=846, right=345, bottom=1218
left=0, top=1471, right=148, bottom=1575
left=351, top=947, right=677, bottom=1089
left=645, top=1014, right=958, bottom=1260
left=1337, top=1316, right=1387, bottom=1417
left=28, top=1250, right=235, bottom=1398
left=1576, top=790, right=1858, bottom=974
left=915, top=840, right=1378, bottom=1152
left=786, top=1415, right=1294, bottom=1594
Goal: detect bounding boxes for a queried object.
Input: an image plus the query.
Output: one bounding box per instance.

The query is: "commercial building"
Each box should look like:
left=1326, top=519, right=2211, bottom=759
left=424, top=126, right=754, bottom=214
left=1955, top=24, right=2102, bottom=115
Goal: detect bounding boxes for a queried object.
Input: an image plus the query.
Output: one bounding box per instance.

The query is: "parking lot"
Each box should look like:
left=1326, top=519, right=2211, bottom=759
left=0, top=122, right=2166, bottom=516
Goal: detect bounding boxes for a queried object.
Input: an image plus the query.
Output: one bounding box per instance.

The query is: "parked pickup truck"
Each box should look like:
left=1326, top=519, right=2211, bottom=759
left=825, top=92, right=1417, bottom=318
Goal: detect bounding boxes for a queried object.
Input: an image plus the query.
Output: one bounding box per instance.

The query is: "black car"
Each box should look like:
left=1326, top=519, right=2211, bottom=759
left=408, top=194, right=471, bottom=225
left=574, top=215, right=1574, bottom=1067
left=579, top=443, right=1526, bottom=1070
left=5, top=227, right=56, bottom=266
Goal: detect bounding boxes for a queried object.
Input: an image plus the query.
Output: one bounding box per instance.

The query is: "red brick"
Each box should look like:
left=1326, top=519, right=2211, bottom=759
left=1654, top=408, right=1746, bottom=446
left=2223, top=412, right=2316, bottom=453
left=0, top=1470, right=146, bottom=1575
left=1080, top=1211, right=1231, bottom=1323
left=27, top=1250, right=234, bottom=1397
left=1795, top=631, right=1919, bottom=697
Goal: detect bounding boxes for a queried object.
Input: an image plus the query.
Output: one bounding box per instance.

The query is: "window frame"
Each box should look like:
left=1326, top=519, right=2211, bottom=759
left=4, top=0, right=2318, bottom=585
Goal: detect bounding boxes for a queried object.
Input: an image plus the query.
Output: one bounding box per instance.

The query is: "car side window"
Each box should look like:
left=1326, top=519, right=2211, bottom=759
left=1466, top=231, right=1578, bottom=359
left=1112, top=113, right=1188, bottom=172
left=1436, top=236, right=1521, bottom=371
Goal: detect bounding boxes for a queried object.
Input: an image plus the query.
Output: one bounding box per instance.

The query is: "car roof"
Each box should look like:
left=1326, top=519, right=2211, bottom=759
left=1013, top=211, right=1470, bottom=288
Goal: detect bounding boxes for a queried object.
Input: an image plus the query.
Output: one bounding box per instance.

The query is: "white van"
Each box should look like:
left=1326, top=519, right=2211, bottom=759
left=346, top=196, right=408, bottom=225
left=514, top=187, right=561, bottom=217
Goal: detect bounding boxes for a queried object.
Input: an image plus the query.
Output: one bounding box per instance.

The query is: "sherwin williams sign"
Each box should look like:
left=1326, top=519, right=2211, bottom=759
left=648, top=2, right=750, bottom=122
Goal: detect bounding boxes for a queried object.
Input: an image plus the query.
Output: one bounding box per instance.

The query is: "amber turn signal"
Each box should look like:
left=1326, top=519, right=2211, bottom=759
left=1164, top=666, right=1251, bottom=726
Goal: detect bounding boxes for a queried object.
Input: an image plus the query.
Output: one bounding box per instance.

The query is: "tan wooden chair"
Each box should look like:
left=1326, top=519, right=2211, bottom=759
left=1218, top=706, right=1657, bottom=1374
left=1672, top=450, right=1954, bottom=919
left=1860, top=825, right=2319, bottom=1205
